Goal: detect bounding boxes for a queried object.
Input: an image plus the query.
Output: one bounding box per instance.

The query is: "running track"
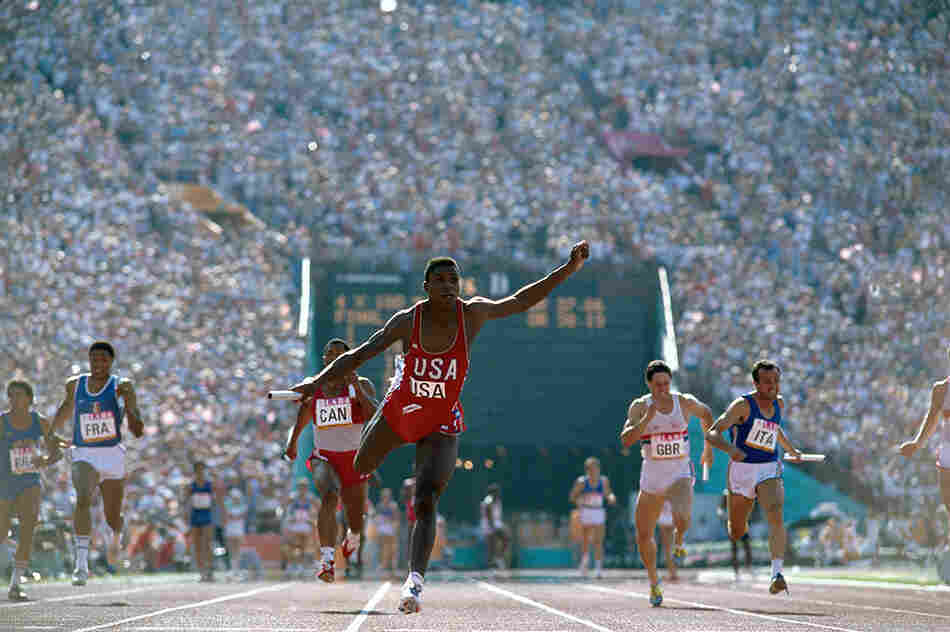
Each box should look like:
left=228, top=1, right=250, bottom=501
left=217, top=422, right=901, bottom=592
left=2, top=570, right=947, bottom=632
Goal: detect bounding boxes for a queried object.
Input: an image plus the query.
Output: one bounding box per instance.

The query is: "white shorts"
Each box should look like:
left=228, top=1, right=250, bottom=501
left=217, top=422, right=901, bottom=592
left=71, top=444, right=126, bottom=481
left=579, top=507, right=606, bottom=526
left=286, top=523, right=311, bottom=535
left=225, top=520, right=246, bottom=538
left=639, top=457, right=694, bottom=496
left=728, top=460, right=782, bottom=499
left=658, top=502, right=673, bottom=528
left=937, top=443, right=950, bottom=470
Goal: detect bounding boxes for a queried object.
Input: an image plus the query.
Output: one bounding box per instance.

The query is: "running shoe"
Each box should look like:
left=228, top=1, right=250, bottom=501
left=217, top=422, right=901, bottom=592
left=398, top=575, right=423, bottom=614
left=341, top=529, right=360, bottom=560
left=649, top=583, right=663, bottom=607
left=8, top=584, right=28, bottom=602
left=769, top=572, right=788, bottom=595
left=317, top=559, right=335, bottom=583
left=672, top=546, right=687, bottom=566
left=71, top=569, right=88, bottom=586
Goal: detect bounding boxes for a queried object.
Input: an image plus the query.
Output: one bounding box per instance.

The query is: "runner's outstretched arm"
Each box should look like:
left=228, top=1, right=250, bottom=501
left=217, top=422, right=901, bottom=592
left=283, top=398, right=313, bottom=461
left=705, top=398, right=749, bottom=460
left=467, top=241, right=590, bottom=322
left=899, top=381, right=946, bottom=458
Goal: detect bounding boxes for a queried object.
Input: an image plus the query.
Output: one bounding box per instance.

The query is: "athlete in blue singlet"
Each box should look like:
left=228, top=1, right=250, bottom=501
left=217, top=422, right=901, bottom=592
left=52, top=341, right=145, bottom=586
left=186, top=461, right=215, bottom=582
left=569, top=457, right=616, bottom=578
left=0, top=380, right=63, bottom=600
left=705, top=360, right=803, bottom=595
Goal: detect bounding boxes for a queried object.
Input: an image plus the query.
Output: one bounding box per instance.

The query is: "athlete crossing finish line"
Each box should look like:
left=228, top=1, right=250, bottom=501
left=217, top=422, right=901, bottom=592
left=285, top=240, right=590, bottom=613
left=705, top=360, right=803, bottom=596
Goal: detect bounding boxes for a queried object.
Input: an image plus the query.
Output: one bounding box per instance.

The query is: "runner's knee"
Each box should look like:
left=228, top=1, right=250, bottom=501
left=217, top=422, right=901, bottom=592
left=728, top=521, right=747, bottom=541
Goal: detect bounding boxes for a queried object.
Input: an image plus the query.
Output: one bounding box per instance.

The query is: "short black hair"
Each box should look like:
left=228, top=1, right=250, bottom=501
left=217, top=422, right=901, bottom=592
left=424, top=256, right=461, bottom=282
left=324, top=338, right=351, bottom=352
left=89, top=341, right=116, bottom=358
left=644, top=360, right=672, bottom=383
left=751, top=360, right=781, bottom=383
left=6, top=379, right=33, bottom=402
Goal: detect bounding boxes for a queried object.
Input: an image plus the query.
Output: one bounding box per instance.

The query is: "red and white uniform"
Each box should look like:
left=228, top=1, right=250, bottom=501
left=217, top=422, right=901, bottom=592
left=306, top=384, right=371, bottom=489
left=377, top=299, right=469, bottom=443
left=639, top=393, right=694, bottom=496
left=938, top=378, right=950, bottom=470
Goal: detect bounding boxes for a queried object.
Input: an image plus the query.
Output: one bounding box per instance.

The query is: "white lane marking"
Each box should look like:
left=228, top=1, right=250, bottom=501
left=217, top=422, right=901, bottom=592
left=696, top=570, right=950, bottom=593
left=584, top=584, right=863, bottom=632
left=697, top=580, right=950, bottom=621
left=478, top=582, right=614, bottom=632
left=68, top=583, right=291, bottom=632
left=22, top=627, right=62, bottom=630
left=0, top=586, right=153, bottom=609
left=343, top=581, right=392, bottom=632
left=129, top=629, right=322, bottom=631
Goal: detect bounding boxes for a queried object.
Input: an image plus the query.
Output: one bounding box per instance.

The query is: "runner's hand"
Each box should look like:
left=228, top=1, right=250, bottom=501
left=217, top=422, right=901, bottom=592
left=898, top=440, right=919, bottom=458
left=729, top=447, right=746, bottom=462
left=607, top=493, right=617, bottom=506
left=284, top=442, right=298, bottom=461
left=566, top=240, right=590, bottom=273
left=784, top=448, right=803, bottom=461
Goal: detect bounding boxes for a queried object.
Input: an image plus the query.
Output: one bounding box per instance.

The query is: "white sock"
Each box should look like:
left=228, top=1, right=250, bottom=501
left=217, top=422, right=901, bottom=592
left=11, top=563, right=26, bottom=586
left=320, top=546, right=334, bottom=562
left=76, top=536, right=90, bottom=571
left=771, top=558, right=783, bottom=577
left=409, top=571, right=424, bottom=586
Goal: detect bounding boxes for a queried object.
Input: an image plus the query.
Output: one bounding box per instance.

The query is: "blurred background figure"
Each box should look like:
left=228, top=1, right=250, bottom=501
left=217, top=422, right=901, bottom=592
left=480, top=483, right=508, bottom=570
left=374, top=488, right=399, bottom=578
left=223, top=487, right=248, bottom=581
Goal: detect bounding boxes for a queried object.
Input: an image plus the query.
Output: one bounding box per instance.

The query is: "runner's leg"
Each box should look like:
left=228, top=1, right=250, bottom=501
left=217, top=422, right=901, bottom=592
left=13, top=486, right=41, bottom=568
left=756, top=478, right=786, bottom=563
left=71, top=462, right=99, bottom=537
left=312, top=459, right=341, bottom=549
left=634, top=490, right=665, bottom=587
left=409, top=432, right=458, bottom=576
left=354, top=409, right=405, bottom=475
left=667, top=477, right=693, bottom=548
left=100, top=478, right=125, bottom=536
left=939, top=467, right=950, bottom=548
left=341, top=482, right=367, bottom=537
left=727, top=492, right=756, bottom=541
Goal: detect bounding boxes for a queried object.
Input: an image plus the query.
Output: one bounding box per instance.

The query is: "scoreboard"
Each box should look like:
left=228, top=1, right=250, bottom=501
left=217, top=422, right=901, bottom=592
left=310, top=261, right=661, bottom=448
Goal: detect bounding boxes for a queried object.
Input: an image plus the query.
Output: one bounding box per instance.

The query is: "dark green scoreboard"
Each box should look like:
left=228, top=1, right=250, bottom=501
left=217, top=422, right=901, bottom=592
left=310, top=260, right=661, bottom=450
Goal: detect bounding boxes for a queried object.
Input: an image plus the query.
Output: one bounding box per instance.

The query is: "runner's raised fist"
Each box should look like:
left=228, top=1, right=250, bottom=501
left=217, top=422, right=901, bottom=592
left=568, top=240, right=590, bottom=271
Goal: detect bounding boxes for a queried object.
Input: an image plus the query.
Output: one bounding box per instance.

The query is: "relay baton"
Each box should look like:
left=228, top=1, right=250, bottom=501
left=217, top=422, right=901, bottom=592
left=268, top=390, right=302, bottom=401
left=784, top=453, right=825, bottom=462
left=702, top=462, right=710, bottom=481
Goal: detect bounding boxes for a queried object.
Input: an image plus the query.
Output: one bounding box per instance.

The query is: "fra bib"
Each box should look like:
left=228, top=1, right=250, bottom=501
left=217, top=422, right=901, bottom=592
left=79, top=410, right=118, bottom=443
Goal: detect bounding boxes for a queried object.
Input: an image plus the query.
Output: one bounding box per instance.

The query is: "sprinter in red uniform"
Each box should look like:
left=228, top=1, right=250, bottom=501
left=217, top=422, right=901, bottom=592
left=288, top=240, right=590, bottom=613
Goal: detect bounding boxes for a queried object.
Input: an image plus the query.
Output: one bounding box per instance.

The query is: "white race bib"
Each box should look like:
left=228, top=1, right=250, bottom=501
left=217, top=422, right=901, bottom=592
left=651, top=432, right=687, bottom=459
left=10, top=446, right=39, bottom=475
left=746, top=418, right=778, bottom=453
left=581, top=492, right=603, bottom=508
left=294, top=509, right=309, bottom=523
left=79, top=410, right=118, bottom=443
left=192, top=492, right=212, bottom=510
left=315, top=397, right=353, bottom=429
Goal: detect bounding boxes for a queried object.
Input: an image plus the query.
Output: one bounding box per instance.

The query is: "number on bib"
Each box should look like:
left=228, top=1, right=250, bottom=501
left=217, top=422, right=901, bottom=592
left=192, top=492, right=212, bottom=510
left=651, top=433, right=687, bottom=459
left=315, top=397, right=353, bottom=429
left=746, top=418, right=778, bottom=453
left=10, top=447, right=39, bottom=475
left=79, top=411, right=118, bottom=443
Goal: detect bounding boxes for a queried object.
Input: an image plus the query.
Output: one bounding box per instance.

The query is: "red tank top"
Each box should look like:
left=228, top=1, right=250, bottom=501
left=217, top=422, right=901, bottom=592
left=309, top=383, right=367, bottom=453
left=388, top=299, right=470, bottom=427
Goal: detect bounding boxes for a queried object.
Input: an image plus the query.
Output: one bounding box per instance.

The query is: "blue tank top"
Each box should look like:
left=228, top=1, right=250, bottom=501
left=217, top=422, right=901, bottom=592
left=733, top=393, right=782, bottom=463
left=72, top=375, right=124, bottom=448
left=580, top=476, right=605, bottom=508
left=1, top=411, right=44, bottom=486
left=190, top=481, right=214, bottom=524
left=582, top=477, right=604, bottom=495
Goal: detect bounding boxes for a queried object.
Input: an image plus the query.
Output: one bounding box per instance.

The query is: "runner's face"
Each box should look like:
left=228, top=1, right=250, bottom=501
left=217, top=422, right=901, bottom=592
left=322, top=342, right=348, bottom=367
left=755, top=369, right=780, bottom=400
left=586, top=462, right=600, bottom=479
left=89, top=349, right=113, bottom=379
left=424, top=265, right=461, bottom=307
left=648, top=371, right=672, bottom=397
left=8, top=387, right=32, bottom=412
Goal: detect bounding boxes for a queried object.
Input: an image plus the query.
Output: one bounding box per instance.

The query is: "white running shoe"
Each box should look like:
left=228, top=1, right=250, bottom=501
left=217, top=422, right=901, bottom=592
left=71, top=569, right=88, bottom=586
left=398, top=575, right=423, bottom=614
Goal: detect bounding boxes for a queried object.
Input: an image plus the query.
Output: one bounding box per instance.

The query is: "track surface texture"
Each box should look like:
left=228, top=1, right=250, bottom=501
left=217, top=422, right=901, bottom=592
left=2, top=569, right=947, bottom=632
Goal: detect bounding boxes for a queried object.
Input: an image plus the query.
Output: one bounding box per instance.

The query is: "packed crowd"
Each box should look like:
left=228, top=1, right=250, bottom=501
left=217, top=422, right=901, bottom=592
left=1, top=0, right=949, bottom=533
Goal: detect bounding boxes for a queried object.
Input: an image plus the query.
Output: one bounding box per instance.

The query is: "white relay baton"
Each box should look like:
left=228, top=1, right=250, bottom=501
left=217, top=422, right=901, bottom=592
left=702, top=462, right=710, bottom=482
left=268, top=390, right=303, bottom=401
left=784, top=453, right=825, bottom=462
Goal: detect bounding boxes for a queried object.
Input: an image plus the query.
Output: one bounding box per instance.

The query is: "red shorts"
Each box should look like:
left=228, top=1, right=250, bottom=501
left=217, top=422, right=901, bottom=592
left=381, top=397, right=466, bottom=443
left=307, top=449, right=370, bottom=490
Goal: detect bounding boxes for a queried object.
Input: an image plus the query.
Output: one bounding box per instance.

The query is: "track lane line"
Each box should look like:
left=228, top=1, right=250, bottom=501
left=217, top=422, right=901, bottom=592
left=67, top=582, right=291, bottom=632
left=343, top=581, right=392, bottom=632
left=0, top=586, right=153, bottom=609
left=583, top=584, right=864, bottom=632
left=478, top=581, right=614, bottom=632
left=693, top=578, right=950, bottom=621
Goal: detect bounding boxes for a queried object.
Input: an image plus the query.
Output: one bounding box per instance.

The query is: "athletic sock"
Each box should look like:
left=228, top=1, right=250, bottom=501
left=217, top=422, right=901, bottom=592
left=320, top=546, right=334, bottom=562
left=76, top=536, right=91, bottom=571
left=409, top=571, right=424, bottom=586
left=11, top=562, right=27, bottom=586
left=771, top=558, right=783, bottom=577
